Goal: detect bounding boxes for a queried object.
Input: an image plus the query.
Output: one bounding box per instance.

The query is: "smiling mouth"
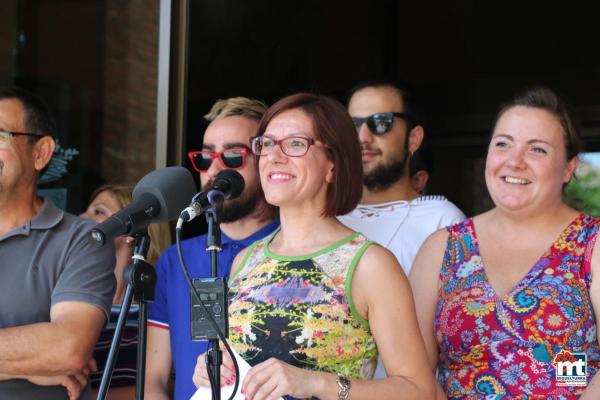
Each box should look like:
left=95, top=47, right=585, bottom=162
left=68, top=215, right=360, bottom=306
left=269, top=172, right=293, bottom=180
left=503, top=176, right=531, bottom=185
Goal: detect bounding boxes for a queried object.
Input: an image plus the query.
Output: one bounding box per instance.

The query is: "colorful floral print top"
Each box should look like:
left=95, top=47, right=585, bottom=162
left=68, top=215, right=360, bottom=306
left=435, top=215, right=600, bottom=399
left=228, top=231, right=377, bottom=380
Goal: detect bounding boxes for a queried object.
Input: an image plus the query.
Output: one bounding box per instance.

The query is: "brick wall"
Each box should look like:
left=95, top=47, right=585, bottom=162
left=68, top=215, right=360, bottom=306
left=102, top=0, right=159, bottom=184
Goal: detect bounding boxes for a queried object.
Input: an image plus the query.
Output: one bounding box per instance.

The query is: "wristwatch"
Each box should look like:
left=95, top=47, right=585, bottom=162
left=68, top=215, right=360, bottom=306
left=336, top=373, right=351, bottom=400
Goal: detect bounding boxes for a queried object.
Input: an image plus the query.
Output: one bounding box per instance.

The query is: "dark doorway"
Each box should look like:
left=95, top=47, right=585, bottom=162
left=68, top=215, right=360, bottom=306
left=185, top=0, right=600, bottom=217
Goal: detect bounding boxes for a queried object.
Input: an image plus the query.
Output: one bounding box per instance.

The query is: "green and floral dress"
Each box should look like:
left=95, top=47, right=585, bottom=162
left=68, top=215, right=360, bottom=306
left=228, top=231, right=378, bottom=379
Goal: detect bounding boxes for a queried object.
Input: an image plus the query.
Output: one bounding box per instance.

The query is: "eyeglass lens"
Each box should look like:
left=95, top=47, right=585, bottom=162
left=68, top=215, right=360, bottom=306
left=352, top=113, right=395, bottom=135
left=0, top=131, right=13, bottom=148
left=190, top=149, right=245, bottom=171
left=252, top=136, right=310, bottom=157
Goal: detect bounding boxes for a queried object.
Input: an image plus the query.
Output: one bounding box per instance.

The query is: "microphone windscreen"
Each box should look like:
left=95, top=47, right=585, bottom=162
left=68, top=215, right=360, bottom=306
left=132, top=166, right=196, bottom=222
left=215, top=169, right=245, bottom=199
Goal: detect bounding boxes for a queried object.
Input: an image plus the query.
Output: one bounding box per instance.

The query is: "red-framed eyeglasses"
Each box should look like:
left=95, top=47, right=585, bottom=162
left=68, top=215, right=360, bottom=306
left=187, top=147, right=249, bottom=173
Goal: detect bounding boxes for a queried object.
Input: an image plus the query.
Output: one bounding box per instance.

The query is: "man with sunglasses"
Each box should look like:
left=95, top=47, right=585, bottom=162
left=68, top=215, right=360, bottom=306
left=146, top=97, right=279, bottom=400
left=340, top=82, right=464, bottom=378
left=0, top=87, right=116, bottom=399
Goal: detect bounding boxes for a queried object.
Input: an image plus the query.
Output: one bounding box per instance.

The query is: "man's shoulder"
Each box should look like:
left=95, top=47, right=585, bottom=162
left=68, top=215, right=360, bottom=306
left=32, top=203, right=97, bottom=244
left=55, top=212, right=116, bottom=265
left=54, top=212, right=109, bottom=248
left=166, top=233, right=206, bottom=251
left=35, top=199, right=95, bottom=233
left=157, top=233, right=207, bottom=266
left=412, top=195, right=465, bottom=218
left=412, top=195, right=454, bottom=206
left=60, top=211, right=96, bottom=229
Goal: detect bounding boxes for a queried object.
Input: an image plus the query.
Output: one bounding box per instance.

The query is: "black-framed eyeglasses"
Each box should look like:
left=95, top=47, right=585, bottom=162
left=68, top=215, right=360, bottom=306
left=250, top=135, right=323, bottom=157
left=0, top=130, right=45, bottom=148
left=187, top=147, right=249, bottom=173
left=351, top=112, right=411, bottom=135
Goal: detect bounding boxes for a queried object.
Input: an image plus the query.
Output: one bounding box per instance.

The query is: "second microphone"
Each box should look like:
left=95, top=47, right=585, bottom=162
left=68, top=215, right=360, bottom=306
left=179, top=169, right=245, bottom=224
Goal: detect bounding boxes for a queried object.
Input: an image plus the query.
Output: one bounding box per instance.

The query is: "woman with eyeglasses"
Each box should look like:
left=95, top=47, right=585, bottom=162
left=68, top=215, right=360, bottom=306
left=410, top=87, right=600, bottom=399
left=192, top=93, right=435, bottom=400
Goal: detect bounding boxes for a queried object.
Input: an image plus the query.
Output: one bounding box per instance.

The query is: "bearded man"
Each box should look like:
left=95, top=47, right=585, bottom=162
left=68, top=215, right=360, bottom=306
left=146, top=97, right=278, bottom=400
left=340, top=81, right=465, bottom=274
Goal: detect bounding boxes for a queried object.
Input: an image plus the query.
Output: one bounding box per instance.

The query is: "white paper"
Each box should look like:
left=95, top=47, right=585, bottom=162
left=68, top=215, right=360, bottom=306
left=189, top=349, right=284, bottom=400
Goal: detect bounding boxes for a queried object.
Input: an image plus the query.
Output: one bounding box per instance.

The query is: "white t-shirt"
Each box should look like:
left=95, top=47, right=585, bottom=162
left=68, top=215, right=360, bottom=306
left=339, top=195, right=465, bottom=274
left=339, top=195, right=465, bottom=378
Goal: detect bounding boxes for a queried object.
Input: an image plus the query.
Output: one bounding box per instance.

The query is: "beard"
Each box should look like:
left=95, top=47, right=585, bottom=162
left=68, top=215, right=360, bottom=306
left=363, top=148, right=410, bottom=192
left=201, top=178, right=262, bottom=223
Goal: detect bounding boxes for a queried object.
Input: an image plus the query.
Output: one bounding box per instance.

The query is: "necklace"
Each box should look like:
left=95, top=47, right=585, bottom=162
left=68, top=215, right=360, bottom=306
left=355, top=199, right=413, bottom=248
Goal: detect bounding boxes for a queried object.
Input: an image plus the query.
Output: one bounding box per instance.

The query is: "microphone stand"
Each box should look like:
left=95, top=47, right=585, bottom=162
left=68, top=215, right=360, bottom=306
left=178, top=188, right=238, bottom=400
left=96, top=231, right=157, bottom=400
left=205, top=202, right=224, bottom=400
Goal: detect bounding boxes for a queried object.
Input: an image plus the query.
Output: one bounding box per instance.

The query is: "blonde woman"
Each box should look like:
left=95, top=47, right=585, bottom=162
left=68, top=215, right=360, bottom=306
left=82, top=184, right=172, bottom=400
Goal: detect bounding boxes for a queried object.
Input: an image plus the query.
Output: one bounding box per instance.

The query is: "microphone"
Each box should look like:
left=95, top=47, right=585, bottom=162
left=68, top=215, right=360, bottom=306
left=178, top=169, right=245, bottom=225
left=88, top=166, right=196, bottom=247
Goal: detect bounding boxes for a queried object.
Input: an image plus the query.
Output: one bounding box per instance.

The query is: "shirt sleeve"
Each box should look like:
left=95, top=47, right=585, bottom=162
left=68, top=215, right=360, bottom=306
left=51, top=218, right=116, bottom=320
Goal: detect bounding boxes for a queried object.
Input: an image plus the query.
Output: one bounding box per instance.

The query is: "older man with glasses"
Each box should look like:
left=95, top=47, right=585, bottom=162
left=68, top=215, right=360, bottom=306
left=0, top=86, right=116, bottom=400
left=145, top=97, right=279, bottom=400
left=338, top=81, right=465, bottom=378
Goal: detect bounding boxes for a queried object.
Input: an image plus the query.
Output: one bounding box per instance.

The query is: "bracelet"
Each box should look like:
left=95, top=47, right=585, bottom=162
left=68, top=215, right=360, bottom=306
left=336, top=373, right=351, bottom=400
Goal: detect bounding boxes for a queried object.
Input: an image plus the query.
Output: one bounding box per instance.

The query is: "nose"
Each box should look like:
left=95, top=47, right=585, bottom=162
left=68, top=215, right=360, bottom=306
left=357, top=123, right=374, bottom=145
left=507, top=148, right=527, bottom=169
left=206, top=156, right=224, bottom=179
left=265, top=142, right=287, bottom=163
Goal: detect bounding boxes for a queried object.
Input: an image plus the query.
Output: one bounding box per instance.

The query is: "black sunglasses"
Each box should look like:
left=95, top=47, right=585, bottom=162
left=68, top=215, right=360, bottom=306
left=351, top=112, right=411, bottom=135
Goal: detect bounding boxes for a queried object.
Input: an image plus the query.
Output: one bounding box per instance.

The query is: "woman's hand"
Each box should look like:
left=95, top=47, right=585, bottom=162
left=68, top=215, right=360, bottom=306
left=242, top=358, right=326, bottom=400
left=192, top=349, right=236, bottom=388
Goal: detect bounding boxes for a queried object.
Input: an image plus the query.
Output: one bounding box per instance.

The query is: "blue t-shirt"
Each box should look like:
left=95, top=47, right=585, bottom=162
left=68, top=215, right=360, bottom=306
left=148, top=220, right=279, bottom=400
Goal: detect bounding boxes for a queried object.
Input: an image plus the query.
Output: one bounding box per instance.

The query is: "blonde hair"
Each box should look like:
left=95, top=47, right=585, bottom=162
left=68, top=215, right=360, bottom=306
left=89, top=184, right=172, bottom=265
left=203, top=97, right=267, bottom=122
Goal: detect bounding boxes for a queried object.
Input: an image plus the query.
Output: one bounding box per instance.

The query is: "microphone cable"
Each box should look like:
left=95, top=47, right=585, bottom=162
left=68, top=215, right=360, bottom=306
left=175, top=226, right=240, bottom=400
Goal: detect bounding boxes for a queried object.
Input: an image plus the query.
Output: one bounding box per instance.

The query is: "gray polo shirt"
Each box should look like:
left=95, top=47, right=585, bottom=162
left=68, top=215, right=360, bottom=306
left=0, top=199, right=116, bottom=399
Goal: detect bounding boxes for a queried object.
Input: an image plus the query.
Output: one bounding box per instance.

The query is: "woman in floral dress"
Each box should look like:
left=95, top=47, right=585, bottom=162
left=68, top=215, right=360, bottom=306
left=410, top=87, right=600, bottom=399
left=193, top=93, right=435, bottom=399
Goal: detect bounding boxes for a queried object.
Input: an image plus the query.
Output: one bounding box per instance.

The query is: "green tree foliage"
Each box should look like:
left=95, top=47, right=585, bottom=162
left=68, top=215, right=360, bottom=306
left=564, top=168, right=600, bottom=217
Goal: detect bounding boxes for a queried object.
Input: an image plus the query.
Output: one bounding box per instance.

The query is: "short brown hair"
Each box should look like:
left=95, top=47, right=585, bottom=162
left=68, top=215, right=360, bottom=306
left=496, top=87, right=581, bottom=160
left=255, top=93, right=362, bottom=217
left=0, top=86, right=57, bottom=139
left=347, top=80, right=422, bottom=129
